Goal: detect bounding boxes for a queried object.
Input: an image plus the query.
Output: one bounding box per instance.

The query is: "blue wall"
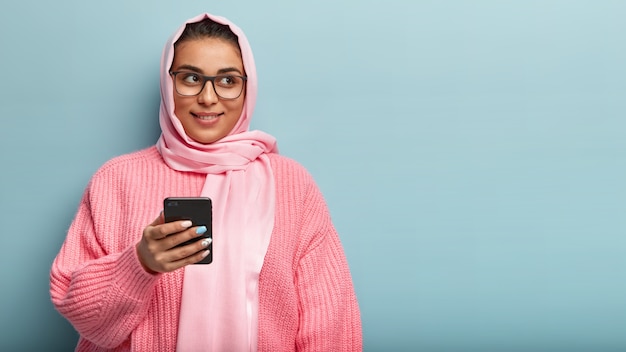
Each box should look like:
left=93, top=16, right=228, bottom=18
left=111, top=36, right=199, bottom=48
left=1, top=1, right=625, bottom=351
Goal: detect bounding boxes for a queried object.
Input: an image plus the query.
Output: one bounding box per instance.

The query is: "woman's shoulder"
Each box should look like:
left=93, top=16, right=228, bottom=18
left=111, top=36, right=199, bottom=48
left=267, top=153, right=312, bottom=177
left=267, top=153, right=322, bottom=191
left=92, top=146, right=164, bottom=179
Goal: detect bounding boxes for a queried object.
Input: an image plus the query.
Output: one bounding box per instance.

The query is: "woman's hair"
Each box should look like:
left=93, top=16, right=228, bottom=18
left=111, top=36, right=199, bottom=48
left=175, top=18, right=239, bottom=49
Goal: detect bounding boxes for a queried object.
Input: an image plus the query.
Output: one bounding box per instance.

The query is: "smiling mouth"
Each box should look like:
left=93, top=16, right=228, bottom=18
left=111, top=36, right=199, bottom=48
left=192, top=112, right=224, bottom=120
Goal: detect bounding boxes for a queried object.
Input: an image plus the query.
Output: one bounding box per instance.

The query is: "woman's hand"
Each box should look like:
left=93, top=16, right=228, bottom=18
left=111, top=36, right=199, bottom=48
left=136, top=213, right=211, bottom=274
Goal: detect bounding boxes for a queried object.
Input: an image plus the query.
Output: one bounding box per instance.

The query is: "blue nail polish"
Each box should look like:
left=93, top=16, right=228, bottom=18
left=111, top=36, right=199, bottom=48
left=196, top=226, right=207, bottom=235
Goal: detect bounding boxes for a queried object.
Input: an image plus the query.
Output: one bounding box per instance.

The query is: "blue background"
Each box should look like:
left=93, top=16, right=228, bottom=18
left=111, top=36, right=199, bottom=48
left=1, top=1, right=625, bottom=351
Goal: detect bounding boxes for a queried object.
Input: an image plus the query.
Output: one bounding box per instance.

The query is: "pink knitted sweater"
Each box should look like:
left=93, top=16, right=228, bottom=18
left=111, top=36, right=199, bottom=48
left=50, top=146, right=362, bottom=351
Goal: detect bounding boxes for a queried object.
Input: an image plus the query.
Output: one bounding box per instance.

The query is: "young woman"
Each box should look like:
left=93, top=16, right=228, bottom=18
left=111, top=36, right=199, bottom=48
left=50, top=12, right=362, bottom=351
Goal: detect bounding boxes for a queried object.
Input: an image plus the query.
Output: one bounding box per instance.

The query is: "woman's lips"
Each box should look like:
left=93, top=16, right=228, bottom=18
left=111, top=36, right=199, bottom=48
left=191, top=112, right=224, bottom=125
left=192, top=112, right=223, bottom=120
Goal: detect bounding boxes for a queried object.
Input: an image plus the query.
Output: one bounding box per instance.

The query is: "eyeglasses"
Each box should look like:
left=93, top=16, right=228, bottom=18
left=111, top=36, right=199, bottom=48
left=170, top=71, right=247, bottom=100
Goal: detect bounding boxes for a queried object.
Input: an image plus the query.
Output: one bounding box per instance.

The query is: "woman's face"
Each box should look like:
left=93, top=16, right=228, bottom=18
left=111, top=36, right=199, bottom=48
left=171, top=37, right=245, bottom=144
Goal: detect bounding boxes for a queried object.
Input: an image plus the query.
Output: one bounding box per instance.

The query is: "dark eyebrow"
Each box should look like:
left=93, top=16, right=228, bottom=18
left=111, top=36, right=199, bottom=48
left=173, top=64, right=243, bottom=76
left=216, top=67, right=244, bottom=75
left=174, top=64, right=203, bottom=73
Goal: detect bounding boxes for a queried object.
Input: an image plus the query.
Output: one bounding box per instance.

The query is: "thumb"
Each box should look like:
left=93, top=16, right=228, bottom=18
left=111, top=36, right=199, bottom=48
left=149, top=211, right=165, bottom=226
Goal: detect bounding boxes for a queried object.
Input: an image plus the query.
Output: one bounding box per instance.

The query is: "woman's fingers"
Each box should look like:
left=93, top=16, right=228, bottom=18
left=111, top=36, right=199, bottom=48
left=137, top=215, right=211, bottom=273
left=161, top=225, right=207, bottom=249
left=159, top=238, right=212, bottom=271
left=146, top=218, right=192, bottom=241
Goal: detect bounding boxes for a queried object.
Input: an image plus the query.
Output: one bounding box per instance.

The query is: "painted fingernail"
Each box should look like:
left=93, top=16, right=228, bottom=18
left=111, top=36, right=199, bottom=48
left=201, top=250, right=210, bottom=258
left=181, top=220, right=192, bottom=228
left=201, top=238, right=212, bottom=247
left=195, top=226, right=207, bottom=235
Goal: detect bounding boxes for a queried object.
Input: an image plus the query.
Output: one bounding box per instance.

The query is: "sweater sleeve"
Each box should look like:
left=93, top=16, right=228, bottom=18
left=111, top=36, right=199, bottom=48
left=294, top=182, right=363, bottom=351
left=50, top=184, right=161, bottom=349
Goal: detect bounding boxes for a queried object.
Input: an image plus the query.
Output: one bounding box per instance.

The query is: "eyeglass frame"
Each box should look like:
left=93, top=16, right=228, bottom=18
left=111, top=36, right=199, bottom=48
left=169, top=71, right=248, bottom=100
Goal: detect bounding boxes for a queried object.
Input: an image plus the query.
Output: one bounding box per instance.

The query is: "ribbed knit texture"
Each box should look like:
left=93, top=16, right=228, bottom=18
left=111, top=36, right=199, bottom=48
left=50, top=146, right=362, bottom=351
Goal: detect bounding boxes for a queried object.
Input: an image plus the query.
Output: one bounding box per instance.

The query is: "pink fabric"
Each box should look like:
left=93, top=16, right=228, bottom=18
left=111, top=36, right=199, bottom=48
left=50, top=148, right=363, bottom=351
left=155, top=13, right=277, bottom=351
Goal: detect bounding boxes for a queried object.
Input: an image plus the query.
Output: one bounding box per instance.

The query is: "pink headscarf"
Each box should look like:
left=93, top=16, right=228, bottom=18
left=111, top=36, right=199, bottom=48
left=156, top=13, right=277, bottom=351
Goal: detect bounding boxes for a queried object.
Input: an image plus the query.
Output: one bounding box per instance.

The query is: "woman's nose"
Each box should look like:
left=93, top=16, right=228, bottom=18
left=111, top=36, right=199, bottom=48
left=198, top=81, right=219, bottom=104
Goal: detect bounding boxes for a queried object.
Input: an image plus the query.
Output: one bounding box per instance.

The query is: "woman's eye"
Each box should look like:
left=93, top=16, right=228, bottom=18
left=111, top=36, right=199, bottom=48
left=217, top=76, right=237, bottom=86
left=181, top=73, right=201, bottom=84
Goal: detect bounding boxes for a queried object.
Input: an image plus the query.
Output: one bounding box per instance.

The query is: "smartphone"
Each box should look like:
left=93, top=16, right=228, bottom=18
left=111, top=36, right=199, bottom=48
left=163, top=197, right=213, bottom=264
